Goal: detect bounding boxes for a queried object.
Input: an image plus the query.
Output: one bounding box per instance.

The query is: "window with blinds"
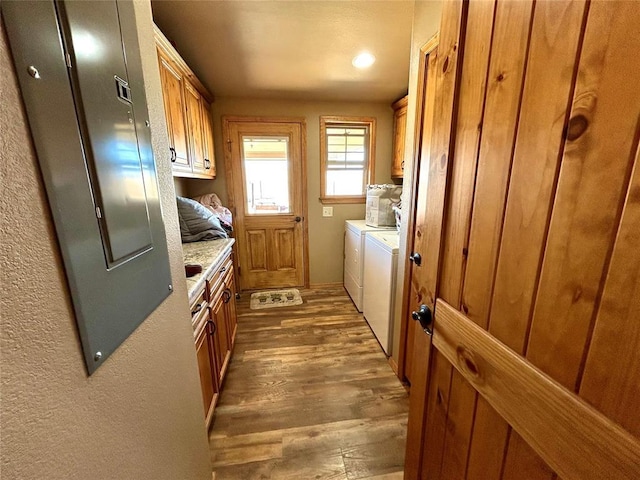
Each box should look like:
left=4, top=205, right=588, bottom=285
left=320, top=116, right=376, bottom=203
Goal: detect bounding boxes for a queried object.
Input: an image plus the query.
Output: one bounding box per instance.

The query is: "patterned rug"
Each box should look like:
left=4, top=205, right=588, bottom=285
left=250, top=289, right=303, bottom=310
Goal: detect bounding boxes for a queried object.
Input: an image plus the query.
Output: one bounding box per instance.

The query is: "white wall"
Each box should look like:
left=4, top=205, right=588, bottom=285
left=0, top=2, right=212, bottom=478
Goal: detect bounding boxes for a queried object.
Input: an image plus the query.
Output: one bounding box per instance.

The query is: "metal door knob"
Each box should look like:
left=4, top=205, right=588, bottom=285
left=409, top=252, right=422, bottom=266
left=294, top=216, right=302, bottom=222
left=411, top=304, right=433, bottom=335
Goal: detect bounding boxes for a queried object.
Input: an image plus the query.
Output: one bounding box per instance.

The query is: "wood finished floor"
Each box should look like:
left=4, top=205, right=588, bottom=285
left=209, top=285, right=409, bottom=480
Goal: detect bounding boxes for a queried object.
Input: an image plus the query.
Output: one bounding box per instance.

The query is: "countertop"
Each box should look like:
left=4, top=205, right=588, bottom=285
left=182, top=238, right=235, bottom=303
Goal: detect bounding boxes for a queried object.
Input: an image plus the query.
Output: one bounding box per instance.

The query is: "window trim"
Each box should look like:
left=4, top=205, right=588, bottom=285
left=319, top=115, right=376, bottom=204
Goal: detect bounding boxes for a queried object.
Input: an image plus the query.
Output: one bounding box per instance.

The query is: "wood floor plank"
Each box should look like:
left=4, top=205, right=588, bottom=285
left=209, top=286, right=409, bottom=479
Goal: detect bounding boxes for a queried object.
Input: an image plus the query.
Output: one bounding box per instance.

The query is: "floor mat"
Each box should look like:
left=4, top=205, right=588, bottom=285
left=250, top=289, right=303, bottom=310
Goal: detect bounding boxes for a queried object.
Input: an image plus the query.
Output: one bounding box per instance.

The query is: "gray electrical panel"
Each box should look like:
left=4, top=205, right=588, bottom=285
left=3, top=0, right=173, bottom=374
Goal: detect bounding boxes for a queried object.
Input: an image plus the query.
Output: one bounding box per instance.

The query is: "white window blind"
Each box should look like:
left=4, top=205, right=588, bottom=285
left=320, top=116, right=375, bottom=203
left=326, top=126, right=368, bottom=171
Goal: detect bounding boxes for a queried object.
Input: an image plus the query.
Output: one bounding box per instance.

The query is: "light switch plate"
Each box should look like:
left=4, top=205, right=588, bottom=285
left=322, top=206, right=333, bottom=217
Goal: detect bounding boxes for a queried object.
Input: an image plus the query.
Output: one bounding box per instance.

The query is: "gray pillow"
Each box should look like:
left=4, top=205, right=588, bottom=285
left=176, top=196, right=228, bottom=243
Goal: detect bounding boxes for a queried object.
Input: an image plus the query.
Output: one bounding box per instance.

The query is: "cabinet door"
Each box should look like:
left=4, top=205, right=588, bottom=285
left=157, top=49, right=190, bottom=171
left=201, top=99, right=216, bottom=177
left=223, top=268, right=238, bottom=346
left=391, top=97, right=408, bottom=178
left=183, top=81, right=206, bottom=174
left=195, top=321, right=217, bottom=423
left=210, top=295, right=230, bottom=378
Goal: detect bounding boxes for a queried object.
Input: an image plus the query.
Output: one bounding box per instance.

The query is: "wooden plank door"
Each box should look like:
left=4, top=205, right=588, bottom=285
left=405, top=1, right=640, bottom=479
left=223, top=117, right=308, bottom=291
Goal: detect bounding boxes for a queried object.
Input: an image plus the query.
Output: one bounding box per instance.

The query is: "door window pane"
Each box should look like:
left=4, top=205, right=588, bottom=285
left=242, top=136, right=291, bottom=214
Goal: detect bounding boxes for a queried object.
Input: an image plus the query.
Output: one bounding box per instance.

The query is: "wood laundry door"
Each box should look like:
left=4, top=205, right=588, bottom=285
left=223, top=117, right=308, bottom=291
left=405, top=1, right=640, bottom=479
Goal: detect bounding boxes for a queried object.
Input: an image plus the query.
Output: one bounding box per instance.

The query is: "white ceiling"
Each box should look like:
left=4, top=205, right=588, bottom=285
left=151, top=1, right=417, bottom=103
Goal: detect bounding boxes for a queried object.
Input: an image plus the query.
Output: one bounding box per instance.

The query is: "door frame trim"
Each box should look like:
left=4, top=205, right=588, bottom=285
left=397, top=33, right=440, bottom=382
left=404, top=1, right=468, bottom=476
left=222, top=116, right=309, bottom=290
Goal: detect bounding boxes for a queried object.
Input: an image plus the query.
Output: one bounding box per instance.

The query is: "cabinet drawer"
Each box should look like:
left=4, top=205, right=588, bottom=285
left=207, top=254, right=232, bottom=301
left=190, top=288, right=208, bottom=330
left=223, top=263, right=234, bottom=287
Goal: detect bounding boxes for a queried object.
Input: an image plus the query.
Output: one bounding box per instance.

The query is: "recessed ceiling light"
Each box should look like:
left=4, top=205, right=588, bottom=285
left=352, top=52, right=376, bottom=69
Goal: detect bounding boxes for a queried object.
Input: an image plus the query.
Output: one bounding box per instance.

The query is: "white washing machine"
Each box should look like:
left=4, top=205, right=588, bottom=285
left=344, top=220, right=393, bottom=312
left=362, top=230, right=399, bottom=355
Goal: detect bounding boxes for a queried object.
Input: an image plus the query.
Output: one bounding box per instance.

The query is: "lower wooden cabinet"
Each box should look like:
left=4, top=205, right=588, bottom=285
left=195, top=318, right=218, bottom=426
left=191, top=250, right=238, bottom=428
left=223, top=267, right=238, bottom=344
left=210, top=294, right=230, bottom=381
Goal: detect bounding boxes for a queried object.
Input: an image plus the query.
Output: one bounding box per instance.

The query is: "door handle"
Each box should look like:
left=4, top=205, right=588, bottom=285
left=411, top=304, right=433, bottom=335
left=409, top=252, right=422, bottom=266
left=294, top=216, right=302, bottom=222
left=169, top=147, right=176, bottom=162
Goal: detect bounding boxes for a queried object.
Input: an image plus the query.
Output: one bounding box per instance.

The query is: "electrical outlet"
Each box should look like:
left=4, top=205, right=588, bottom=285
left=322, top=206, right=333, bottom=217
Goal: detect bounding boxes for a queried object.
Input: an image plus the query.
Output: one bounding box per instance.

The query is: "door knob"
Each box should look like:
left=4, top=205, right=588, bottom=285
left=294, top=216, right=302, bottom=222
left=411, top=304, right=433, bottom=335
left=409, top=252, right=422, bottom=266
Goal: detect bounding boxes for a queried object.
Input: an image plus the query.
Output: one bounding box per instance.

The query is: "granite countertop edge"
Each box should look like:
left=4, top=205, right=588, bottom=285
left=182, top=238, right=235, bottom=303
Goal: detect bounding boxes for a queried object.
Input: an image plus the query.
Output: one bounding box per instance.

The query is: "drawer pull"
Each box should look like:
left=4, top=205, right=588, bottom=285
left=219, top=266, right=227, bottom=274
left=191, top=303, right=203, bottom=316
left=222, top=289, right=232, bottom=304
left=208, top=320, right=216, bottom=335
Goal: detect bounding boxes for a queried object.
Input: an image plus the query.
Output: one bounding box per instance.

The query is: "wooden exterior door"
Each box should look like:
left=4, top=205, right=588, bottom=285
left=223, top=117, right=308, bottom=291
left=405, top=1, right=640, bottom=479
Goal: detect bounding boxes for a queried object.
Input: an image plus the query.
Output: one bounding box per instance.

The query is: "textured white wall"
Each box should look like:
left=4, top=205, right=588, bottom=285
left=0, top=2, right=212, bottom=479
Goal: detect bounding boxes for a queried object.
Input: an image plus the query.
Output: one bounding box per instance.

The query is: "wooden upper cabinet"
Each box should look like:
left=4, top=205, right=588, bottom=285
left=154, top=25, right=215, bottom=179
left=201, top=100, right=216, bottom=176
left=157, top=50, right=190, bottom=172
left=184, top=81, right=206, bottom=174
left=391, top=95, right=408, bottom=178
